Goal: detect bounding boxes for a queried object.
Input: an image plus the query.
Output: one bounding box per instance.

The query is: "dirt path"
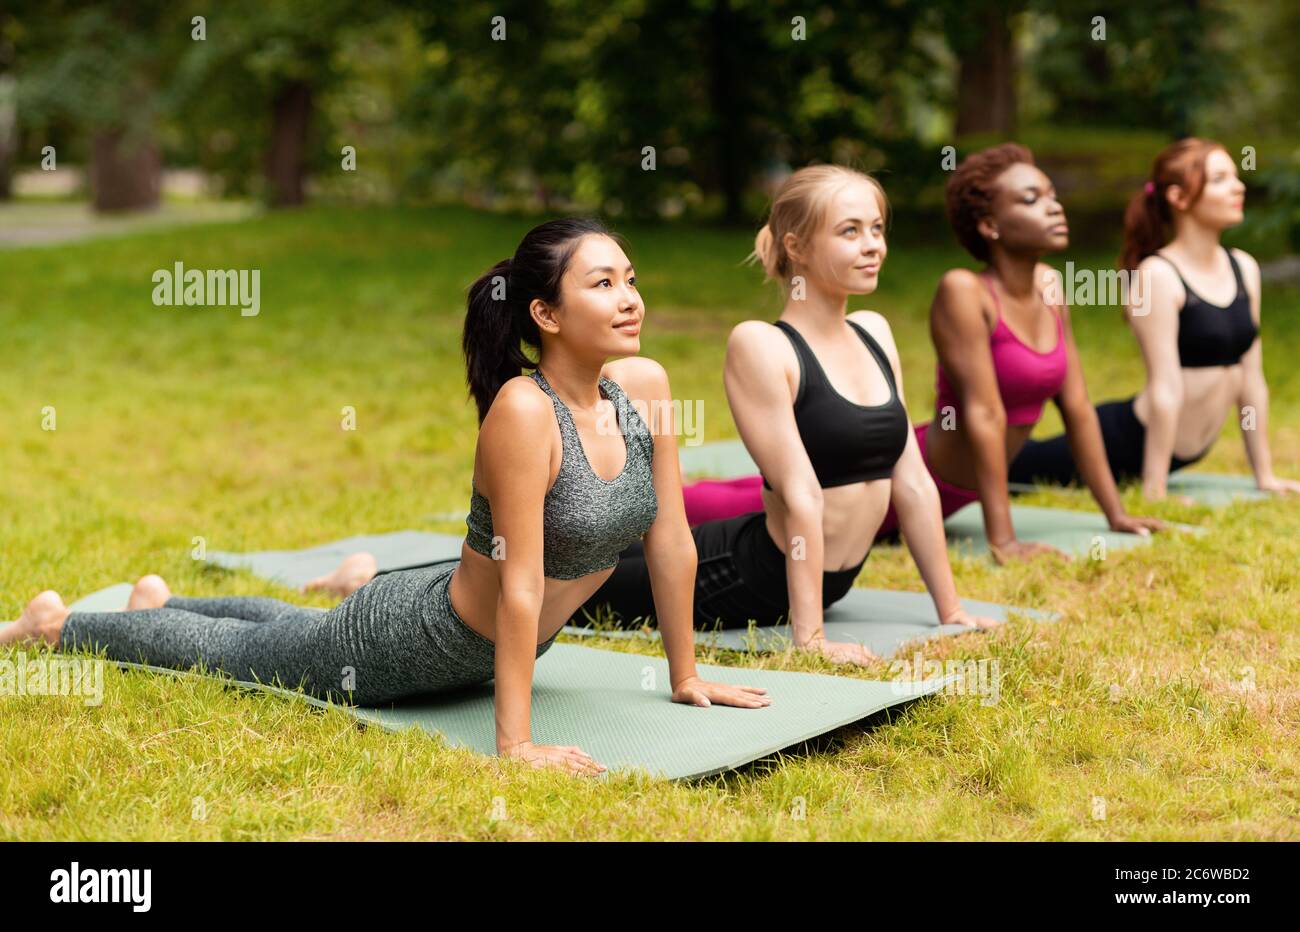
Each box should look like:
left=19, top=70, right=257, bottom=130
left=0, top=201, right=260, bottom=250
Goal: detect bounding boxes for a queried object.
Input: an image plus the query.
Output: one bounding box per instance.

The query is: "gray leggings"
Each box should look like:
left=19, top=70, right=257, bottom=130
left=59, top=560, right=559, bottom=706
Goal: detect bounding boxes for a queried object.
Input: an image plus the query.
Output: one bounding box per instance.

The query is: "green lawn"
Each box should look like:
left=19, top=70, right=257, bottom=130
left=2, top=205, right=1297, bottom=840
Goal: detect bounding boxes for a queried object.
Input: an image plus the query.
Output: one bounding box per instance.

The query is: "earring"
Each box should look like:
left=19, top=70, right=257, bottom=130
left=991, top=232, right=999, bottom=240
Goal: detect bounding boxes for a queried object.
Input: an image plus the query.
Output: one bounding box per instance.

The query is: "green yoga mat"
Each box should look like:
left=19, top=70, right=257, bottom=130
left=1010, top=473, right=1268, bottom=507
left=11, top=585, right=956, bottom=781
left=568, top=586, right=1057, bottom=656
left=204, top=532, right=1054, bottom=657
left=942, top=502, right=1176, bottom=558
left=678, top=439, right=757, bottom=478
left=681, top=438, right=1265, bottom=507
left=208, top=531, right=463, bottom=589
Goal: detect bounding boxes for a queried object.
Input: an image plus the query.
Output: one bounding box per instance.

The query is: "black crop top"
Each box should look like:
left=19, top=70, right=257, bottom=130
left=1158, top=249, right=1257, bottom=368
left=760, top=318, right=910, bottom=490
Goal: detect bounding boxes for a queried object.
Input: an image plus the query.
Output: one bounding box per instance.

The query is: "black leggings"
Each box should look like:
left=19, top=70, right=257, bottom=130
left=1008, top=396, right=1206, bottom=486
left=580, top=511, right=867, bottom=629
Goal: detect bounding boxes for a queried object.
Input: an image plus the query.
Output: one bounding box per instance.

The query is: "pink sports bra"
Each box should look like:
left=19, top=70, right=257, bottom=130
left=934, top=271, right=1068, bottom=426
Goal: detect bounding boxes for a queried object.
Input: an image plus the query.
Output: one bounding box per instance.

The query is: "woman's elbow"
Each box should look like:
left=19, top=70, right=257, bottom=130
left=497, top=586, right=544, bottom=621
left=1147, top=382, right=1184, bottom=418
left=966, top=404, right=1007, bottom=438
left=774, top=481, right=823, bottom=520
left=892, top=464, right=937, bottom=505
left=653, top=529, right=698, bottom=568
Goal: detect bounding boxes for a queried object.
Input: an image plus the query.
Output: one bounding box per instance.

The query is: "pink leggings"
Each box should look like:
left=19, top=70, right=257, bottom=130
left=681, top=423, right=980, bottom=539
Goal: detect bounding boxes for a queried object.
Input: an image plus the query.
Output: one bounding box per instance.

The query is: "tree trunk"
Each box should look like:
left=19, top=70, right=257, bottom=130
left=265, top=80, right=313, bottom=207
left=0, top=21, right=15, bottom=201
left=954, top=6, right=1018, bottom=137
left=1077, top=38, right=1110, bottom=122
left=708, top=0, right=744, bottom=224
left=90, top=127, right=161, bottom=212
left=0, top=74, right=15, bottom=200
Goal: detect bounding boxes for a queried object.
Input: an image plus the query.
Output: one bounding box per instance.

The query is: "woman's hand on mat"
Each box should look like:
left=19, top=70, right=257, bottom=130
left=799, top=635, right=878, bottom=667
left=1107, top=513, right=1164, bottom=536
left=1259, top=476, right=1300, bottom=496
left=940, top=607, right=1000, bottom=630
left=671, top=676, right=771, bottom=709
left=988, top=539, right=1066, bottom=565
left=502, top=742, right=607, bottom=776
left=1142, top=485, right=1196, bottom=506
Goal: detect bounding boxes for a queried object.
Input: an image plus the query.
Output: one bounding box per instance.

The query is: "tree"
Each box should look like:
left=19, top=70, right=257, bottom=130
left=1029, top=0, right=1233, bottom=136
left=171, top=0, right=380, bottom=207
left=939, top=0, right=1024, bottom=138
left=0, top=12, right=16, bottom=200
left=406, top=0, right=945, bottom=221
left=17, top=2, right=192, bottom=211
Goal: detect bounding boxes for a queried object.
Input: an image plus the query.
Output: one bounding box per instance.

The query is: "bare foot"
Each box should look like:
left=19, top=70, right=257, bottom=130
left=1, top=591, right=70, bottom=647
left=128, top=574, right=172, bottom=610
left=302, top=552, right=378, bottom=599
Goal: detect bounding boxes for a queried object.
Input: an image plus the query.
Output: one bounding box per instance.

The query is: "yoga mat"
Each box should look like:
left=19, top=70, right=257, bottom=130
left=6, top=585, right=956, bottom=782
left=201, top=532, right=1057, bottom=652
left=566, top=586, right=1057, bottom=656
left=1010, top=471, right=1268, bottom=507
left=208, top=531, right=463, bottom=589
left=942, top=502, right=1184, bottom=557
left=678, top=439, right=754, bottom=478
left=686, top=438, right=1266, bottom=508
left=1164, top=472, right=1269, bottom=504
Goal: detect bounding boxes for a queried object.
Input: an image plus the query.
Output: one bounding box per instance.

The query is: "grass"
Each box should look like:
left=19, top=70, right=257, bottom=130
left=2, top=204, right=1298, bottom=840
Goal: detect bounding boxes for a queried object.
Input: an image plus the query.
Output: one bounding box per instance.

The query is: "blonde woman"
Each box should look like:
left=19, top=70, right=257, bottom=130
left=586, top=166, right=999, bottom=664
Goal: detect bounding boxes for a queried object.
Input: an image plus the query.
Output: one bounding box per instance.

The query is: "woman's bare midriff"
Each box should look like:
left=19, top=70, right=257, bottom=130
left=761, top=478, right=890, bottom=572
left=1133, top=364, right=1242, bottom=460
left=447, top=544, right=616, bottom=646
left=924, top=420, right=1037, bottom=491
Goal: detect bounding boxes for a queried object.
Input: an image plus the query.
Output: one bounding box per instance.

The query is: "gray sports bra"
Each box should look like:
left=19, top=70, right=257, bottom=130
left=465, top=369, right=658, bottom=579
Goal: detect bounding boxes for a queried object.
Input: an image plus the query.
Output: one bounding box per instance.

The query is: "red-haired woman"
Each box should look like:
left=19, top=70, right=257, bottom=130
left=1010, top=138, right=1299, bottom=500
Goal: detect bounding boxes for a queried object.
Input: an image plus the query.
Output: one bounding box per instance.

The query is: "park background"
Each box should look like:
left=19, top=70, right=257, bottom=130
left=1, top=0, right=1297, bottom=840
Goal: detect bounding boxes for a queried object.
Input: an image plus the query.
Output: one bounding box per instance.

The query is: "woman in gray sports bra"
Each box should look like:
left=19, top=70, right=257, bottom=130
left=4, top=217, right=769, bottom=777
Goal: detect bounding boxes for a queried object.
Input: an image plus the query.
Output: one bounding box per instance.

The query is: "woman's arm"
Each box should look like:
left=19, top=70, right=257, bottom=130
left=1046, top=267, right=1160, bottom=534
left=615, top=359, right=699, bottom=686
left=1127, top=257, right=1185, bottom=500
left=475, top=380, right=554, bottom=756
left=611, top=357, right=772, bottom=706
left=851, top=311, right=997, bottom=629
left=929, top=270, right=1022, bottom=554
left=1230, top=250, right=1295, bottom=493
left=723, top=322, right=829, bottom=648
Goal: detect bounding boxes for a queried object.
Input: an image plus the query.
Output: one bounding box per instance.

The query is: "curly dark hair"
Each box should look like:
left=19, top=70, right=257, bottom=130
left=945, top=143, right=1036, bottom=262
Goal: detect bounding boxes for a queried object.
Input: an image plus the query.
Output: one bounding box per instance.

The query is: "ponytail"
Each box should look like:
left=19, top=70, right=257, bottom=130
left=462, top=258, right=538, bottom=424
left=1118, top=183, right=1169, bottom=273
left=461, top=217, right=620, bottom=423
left=750, top=223, right=777, bottom=279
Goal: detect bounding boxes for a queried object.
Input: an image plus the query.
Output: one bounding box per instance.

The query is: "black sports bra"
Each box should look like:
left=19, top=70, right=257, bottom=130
left=760, top=318, right=910, bottom=490
left=1157, top=249, right=1257, bottom=368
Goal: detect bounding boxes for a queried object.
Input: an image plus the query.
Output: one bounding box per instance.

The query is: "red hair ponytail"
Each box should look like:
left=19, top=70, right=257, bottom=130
left=1118, top=137, right=1226, bottom=272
